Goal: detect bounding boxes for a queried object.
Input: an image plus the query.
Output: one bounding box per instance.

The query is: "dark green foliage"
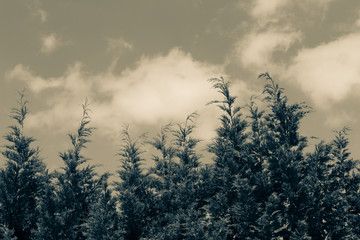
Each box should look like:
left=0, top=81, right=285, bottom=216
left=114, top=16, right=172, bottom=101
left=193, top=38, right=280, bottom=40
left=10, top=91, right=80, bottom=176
left=146, top=115, right=209, bottom=239
left=296, top=128, right=360, bottom=240
left=0, top=224, right=17, bottom=240
left=298, top=141, right=332, bottom=239
left=146, top=125, right=181, bottom=239
left=0, top=92, right=46, bottom=240
left=252, top=73, right=310, bottom=239
left=116, top=128, right=152, bottom=240
left=173, top=113, right=201, bottom=168
left=84, top=173, right=121, bottom=240
left=1, top=73, right=360, bottom=239
left=35, top=101, right=100, bottom=240
left=207, top=77, right=258, bottom=239
left=323, top=128, right=359, bottom=239
left=208, top=77, right=248, bottom=175
left=34, top=174, right=63, bottom=240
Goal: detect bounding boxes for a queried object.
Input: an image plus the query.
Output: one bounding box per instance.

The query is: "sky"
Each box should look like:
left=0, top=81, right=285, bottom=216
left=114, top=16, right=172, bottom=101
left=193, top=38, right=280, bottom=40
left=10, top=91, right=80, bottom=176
left=1, top=0, right=360, bottom=173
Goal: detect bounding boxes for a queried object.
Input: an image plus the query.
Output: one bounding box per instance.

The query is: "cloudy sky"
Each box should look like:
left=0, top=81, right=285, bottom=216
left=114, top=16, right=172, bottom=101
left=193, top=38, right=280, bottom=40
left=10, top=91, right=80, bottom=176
left=1, top=0, right=360, bottom=172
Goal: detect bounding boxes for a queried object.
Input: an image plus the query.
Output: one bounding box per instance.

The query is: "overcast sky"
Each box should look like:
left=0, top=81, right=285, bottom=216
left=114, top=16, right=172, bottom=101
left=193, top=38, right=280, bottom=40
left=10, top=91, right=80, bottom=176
left=1, top=0, right=360, bottom=172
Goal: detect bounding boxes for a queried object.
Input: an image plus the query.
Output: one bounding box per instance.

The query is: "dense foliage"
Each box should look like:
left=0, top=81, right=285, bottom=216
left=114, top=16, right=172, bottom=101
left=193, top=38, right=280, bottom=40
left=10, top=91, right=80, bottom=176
left=0, top=74, right=359, bottom=240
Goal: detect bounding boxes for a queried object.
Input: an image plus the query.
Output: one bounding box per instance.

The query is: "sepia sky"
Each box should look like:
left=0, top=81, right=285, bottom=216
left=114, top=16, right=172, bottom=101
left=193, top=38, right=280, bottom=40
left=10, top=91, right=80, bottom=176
left=1, top=0, right=360, bottom=173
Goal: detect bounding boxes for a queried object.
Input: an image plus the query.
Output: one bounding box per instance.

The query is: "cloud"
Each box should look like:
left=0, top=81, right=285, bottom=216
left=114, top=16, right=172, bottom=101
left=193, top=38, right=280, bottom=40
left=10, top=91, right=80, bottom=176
left=234, top=28, right=301, bottom=70
left=91, top=48, right=228, bottom=139
left=7, top=61, right=92, bottom=129
left=97, top=49, right=221, bottom=123
left=288, top=33, right=360, bottom=108
left=7, top=48, right=253, bottom=140
left=27, top=0, right=47, bottom=23
left=7, top=64, right=61, bottom=93
left=251, top=0, right=288, bottom=19
left=106, top=37, right=133, bottom=54
left=41, top=33, right=63, bottom=54
left=37, top=8, right=47, bottom=22
left=250, top=0, right=334, bottom=21
left=230, top=0, right=303, bottom=72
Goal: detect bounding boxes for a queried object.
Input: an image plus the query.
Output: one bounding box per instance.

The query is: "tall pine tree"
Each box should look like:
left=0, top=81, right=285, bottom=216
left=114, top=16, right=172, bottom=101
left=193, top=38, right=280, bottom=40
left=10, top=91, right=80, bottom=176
left=35, top=100, right=100, bottom=240
left=324, top=128, right=360, bottom=239
left=146, top=124, right=180, bottom=239
left=84, top=173, right=121, bottom=240
left=148, top=115, right=208, bottom=239
left=256, top=73, right=310, bottom=239
left=0, top=92, right=46, bottom=240
left=207, top=77, right=257, bottom=239
left=116, top=128, right=153, bottom=240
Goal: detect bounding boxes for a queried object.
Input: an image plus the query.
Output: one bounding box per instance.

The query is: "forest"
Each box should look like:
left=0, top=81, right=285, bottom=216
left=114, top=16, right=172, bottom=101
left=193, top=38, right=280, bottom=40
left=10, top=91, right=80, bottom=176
left=0, top=73, right=359, bottom=240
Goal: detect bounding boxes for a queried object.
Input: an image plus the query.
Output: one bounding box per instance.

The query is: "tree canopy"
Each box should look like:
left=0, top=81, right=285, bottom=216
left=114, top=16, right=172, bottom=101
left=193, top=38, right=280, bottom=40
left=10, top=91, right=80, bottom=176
left=0, top=74, right=359, bottom=240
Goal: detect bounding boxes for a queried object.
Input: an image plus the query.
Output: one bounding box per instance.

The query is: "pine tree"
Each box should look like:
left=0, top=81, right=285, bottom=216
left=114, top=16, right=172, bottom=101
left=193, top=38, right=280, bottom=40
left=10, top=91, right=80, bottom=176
left=34, top=173, right=63, bottom=240
left=84, top=173, right=121, bottom=240
left=116, top=128, right=152, bottom=240
left=148, top=114, right=208, bottom=239
left=207, top=77, right=257, bottom=239
left=36, top=100, right=100, bottom=240
left=298, top=141, right=332, bottom=239
left=173, top=113, right=201, bottom=169
left=0, top=224, right=17, bottom=240
left=256, top=73, right=310, bottom=239
left=298, top=129, right=360, bottom=239
left=171, top=113, right=206, bottom=239
left=0, top=92, right=46, bottom=240
left=146, top=124, right=180, bottom=239
left=324, top=128, right=360, bottom=239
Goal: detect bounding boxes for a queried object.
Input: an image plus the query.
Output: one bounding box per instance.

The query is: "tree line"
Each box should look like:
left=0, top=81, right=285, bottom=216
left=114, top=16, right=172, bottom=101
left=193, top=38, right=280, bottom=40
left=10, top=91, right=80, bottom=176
left=0, top=73, right=359, bottom=239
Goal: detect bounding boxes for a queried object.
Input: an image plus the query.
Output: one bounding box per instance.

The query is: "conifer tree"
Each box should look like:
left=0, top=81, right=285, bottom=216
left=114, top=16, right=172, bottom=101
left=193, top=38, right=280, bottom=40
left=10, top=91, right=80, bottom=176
left=171, top=113, right=206, bottom=239
left=34, top=173, right=63, bottom=240
left=116, top=128, right=152, bottom=240
left=207, top=77, right=257, bottom=239
left=84, top=173, right=121, bottom=240
left=172, top=114, right=201, bottom=210
left=256, top=73, right=310, bottom=239
left=0, top=92, right=46, bottom=240
left=298, top=141, right=332, bottom=239
left=0, top=224, right=17, bottom=240
left=148, top=115, right=208, bottom=239
left=147, top=124, right=178, bottom=235
left=324, top=128, right=360, bottom=239
left=36, top=100, right=100, bottom=240
left=173, top=113, right=201, bottom=169
left=298, top=129, right=360, bottom=239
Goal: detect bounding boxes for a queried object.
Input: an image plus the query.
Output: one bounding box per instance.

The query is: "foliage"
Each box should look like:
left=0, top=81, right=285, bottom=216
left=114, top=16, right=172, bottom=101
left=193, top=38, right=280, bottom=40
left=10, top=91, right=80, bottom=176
left=0, top=92, right=46, bottom=240
left=84, top=173, right=121, bottom=240
left=35, top=100, right=101, bottom=240
left=1, top=74, right=359, bottom=239
left=115, top=127, right=153, bottom=240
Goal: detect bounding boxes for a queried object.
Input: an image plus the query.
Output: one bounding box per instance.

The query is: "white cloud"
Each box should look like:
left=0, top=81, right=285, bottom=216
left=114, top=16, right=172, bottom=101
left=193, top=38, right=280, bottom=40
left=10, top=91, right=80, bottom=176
left=7, top=64, right=61, bottom=93
left=251, top=0, right=288, bottom=19
left=97, top=49, right=220, bottom=123
left=41, top=33, right=63, bottom=54
left=7, top=62, right=92, bottom=130
left=7, top=48, right=253, bottom=141
left=37, top=8, right=47, bottom=23
left=234, top=28, right=301, bottom=69
left=288, top=33, right=360, bottom=108
left=251, top=0, right=334, bottom=20
left=28, top=0, right=47, bottom=23
left=106, top=37, right=133, bottom=54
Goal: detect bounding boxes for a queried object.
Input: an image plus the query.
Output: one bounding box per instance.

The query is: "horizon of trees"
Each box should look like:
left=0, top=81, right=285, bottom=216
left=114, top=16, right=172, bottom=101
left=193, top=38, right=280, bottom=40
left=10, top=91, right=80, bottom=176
left=0, top=73, right=359, bottom=240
